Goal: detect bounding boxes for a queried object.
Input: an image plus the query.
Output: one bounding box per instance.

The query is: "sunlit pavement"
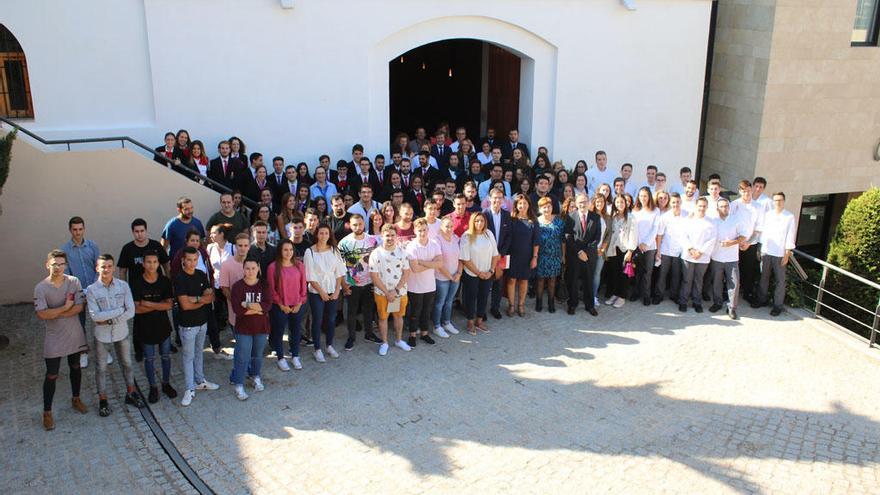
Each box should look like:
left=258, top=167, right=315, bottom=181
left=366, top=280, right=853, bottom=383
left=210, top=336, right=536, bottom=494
left=3, top=300, right=879, bottom=494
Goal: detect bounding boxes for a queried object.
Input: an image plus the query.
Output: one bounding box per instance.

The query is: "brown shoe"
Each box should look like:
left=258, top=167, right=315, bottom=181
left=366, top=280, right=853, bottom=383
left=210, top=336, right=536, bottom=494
left=71, top=397, right=88, bottom=414
left=43, top=411, right=55, bottom=431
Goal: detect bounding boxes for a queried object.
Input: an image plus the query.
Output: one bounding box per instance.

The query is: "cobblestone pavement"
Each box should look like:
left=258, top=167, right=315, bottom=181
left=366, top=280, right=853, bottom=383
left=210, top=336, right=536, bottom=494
left=2, top=300, right=879, bottom=494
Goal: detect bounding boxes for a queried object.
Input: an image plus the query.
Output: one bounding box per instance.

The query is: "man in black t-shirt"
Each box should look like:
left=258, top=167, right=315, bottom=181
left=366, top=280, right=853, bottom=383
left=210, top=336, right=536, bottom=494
left=249, top=221, right=277, bottom=275
left=130, top=251, right=177, bottom=404
left=328, top=194, right=351, bottom=242
left=173, top=247, right=219, bottom=407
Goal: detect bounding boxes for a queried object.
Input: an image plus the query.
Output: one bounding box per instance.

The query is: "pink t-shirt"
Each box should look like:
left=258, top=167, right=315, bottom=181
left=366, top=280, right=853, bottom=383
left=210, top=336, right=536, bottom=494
left=266, top=261, right=307, bottom=307
left=219, top=256, right=245, bottom=326
left=434, top=234, right=461, bottom=281
left=404, top=238, right=441, bottom=293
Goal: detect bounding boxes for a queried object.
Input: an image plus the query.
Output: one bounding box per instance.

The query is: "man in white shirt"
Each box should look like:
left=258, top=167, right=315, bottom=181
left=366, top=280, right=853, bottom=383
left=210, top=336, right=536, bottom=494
left=620, top=163, right=639, bottom=197
left=754, top=192, right=796, bottom=316
left=704, top=179, right=723, bottom=219
left=730, top=179, right=763, bottom=304
left=586, top=151, right=618, bottom=197
left=709, top=198, right=748, bottom=319
left=680, top=180, right=699, bottom=216
left=641, top=165, right=659, bottom=194
left=653, top=193, right=687, bottom=304
left=667, top=166, right=699, bottom=197
left=369, top=225, right=412, bottom=356
left=450, top=126, right=468, bottom=153
left=678, top=197, right=716, bottom=313
left=752, top=177, right=772, bottom=213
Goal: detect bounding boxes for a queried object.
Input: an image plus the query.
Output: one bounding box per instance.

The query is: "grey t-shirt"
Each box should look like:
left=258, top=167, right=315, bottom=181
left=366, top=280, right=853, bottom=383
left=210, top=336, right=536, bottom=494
left=33, top=275, right=88, bottom=358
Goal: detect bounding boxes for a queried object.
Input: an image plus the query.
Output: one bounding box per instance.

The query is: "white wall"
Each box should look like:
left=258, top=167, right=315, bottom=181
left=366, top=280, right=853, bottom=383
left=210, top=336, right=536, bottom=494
left=2, top=0, right=711, bottom=179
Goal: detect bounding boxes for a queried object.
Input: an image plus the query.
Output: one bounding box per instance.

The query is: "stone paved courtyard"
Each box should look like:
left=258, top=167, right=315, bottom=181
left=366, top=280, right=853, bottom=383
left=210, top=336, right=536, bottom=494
left=2, top=301, right=879, bottom=495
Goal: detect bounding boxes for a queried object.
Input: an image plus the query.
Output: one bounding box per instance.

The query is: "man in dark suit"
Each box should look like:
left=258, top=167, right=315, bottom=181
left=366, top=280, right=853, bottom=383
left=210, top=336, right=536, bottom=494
left=564, top=194, right=602, bottom=315
left=480, top=127, right=497, bottom=149
left=318, top=154, right=338, bottom=184
left=372, top=154, right=390, bottom=188
left=407, top=175, right=429, bottom=217
left=430, top=130, right=452, bottom=170
left=154, top=132, right=184, bottom=165
left=413, top=151, right=442, bottom=192
left=239, top=152, right=265, bottom=203
left=345, top=144, right=364, bottom=172
left=333, top=160, right=352, bottom=197
left=500, top=128, right=530, bottom=162
left=349, top=157, right=381, bottom=196
left=483, top=188, right=513, bottom=319
left=208, top=140, right=244, bottom=191
left=269, top=157, right=289, bottom=209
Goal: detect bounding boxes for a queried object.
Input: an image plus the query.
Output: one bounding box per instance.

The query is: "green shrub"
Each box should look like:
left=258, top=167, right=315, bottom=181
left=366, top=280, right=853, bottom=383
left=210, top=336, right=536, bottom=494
left=824, top=188, right=880, bottom=339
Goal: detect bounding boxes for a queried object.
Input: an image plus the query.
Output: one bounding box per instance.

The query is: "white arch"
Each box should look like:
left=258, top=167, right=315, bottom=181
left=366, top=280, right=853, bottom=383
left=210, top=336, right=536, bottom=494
left=367, top=15, right=558, bottom=152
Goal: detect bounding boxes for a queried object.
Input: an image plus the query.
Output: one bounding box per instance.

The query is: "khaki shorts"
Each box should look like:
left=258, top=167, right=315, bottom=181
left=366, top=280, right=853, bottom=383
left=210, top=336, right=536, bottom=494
left=374, top=293, right=408, bottom=321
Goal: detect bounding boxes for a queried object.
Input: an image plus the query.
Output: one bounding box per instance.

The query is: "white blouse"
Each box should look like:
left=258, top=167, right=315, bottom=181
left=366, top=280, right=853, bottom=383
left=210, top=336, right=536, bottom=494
left=459, top=231, right=499, bottom=276
left=304, top=247, right=346, bottom=294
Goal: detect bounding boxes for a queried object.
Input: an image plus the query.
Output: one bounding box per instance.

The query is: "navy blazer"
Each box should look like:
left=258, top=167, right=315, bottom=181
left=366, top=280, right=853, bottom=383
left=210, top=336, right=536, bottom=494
left=564, top=210, right=602, bottom=261
left=482, top=208, right=513, bottom=256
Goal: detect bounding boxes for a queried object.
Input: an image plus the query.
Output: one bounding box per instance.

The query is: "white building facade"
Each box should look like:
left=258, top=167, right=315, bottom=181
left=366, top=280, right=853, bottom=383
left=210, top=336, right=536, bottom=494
left=3, top=0, right=712, bottom=170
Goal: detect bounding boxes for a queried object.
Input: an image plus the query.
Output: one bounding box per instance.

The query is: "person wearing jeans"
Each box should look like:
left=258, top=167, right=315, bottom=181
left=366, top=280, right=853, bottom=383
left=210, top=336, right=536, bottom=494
left=131, top=251, right=177, bottom=404
left=432, top=217, right=462, bottom=337
left=86, top=254, right=140, bottom=417
left=459, top=212, right=500, bottom=334
left=174, top=246, right=220, bottom=407
left=230, top=259, right=273, bottom=400
left=267, top=239, right=307, bottom=371
left=303, top=224, right=346, bottom=362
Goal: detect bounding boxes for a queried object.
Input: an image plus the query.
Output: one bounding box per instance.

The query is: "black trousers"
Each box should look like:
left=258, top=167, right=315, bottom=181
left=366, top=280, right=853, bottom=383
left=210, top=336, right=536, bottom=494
left=406, top=291, right=436, bottom=333
left=739, top=243, right=760, bottom=301
left=44, top=353, right=82, bottom=411
left=606, top=249, right=630, bottom=299
left=566, top=255, right=596, bottom=310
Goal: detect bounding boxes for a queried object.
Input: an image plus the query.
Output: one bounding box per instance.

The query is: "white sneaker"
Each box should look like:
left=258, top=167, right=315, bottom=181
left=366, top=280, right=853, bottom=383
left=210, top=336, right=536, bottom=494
left=395, top=340, right=412, bottom=352
left=234, top=385, right=248, bottom=401
left=213, top=349, right=234, bottom=360
left=181, top=390, right=195, bottom=407
left=314, top=349, right=326, bottom=363
left=433, top=326, right=450, bottom=338
left=613, top=298, right=626, bottom=308
left=80, top=353, right=89, bottom=369
left=378, top=343, right=389, bottom=356
left=326, top=345, right=339, bottom=359
left=594, top=297, right=600, bottom=306
left=195, top=380, right=219, bottom=391
left=106, top=353, right=113, bottom=365
left=252, top=376, right=264, bottom=392
left=443, top=322, right=460, bottom=335
left=291, top=357, right=303, bottom=370
left=605, top=296, right=618, bottom=306
left=276, top=358, right=291, bottom=372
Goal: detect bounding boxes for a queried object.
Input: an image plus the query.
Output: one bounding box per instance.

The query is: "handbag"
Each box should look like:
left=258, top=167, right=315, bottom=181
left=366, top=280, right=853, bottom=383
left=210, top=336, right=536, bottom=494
left=623, top=261, right=636, bottom=278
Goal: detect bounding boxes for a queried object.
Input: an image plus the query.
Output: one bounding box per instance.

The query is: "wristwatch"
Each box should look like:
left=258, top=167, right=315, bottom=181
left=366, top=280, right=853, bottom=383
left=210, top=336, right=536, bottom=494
left=195, top=295, right=201, bottom=303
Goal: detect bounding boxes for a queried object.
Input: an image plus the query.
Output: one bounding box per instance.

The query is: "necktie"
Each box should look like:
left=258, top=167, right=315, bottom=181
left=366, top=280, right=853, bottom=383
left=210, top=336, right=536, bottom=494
left=222, top=159, right=228, bottom=176
left=581, top=214, right=586, bottom=234
left=378, top=171, right=383, bottom=182
left=404, top=175, right=409, bottom=187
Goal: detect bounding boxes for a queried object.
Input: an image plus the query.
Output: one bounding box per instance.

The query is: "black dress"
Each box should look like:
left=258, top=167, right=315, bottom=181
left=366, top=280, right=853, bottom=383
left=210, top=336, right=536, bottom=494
left=507, top=219, right=539, bottom=279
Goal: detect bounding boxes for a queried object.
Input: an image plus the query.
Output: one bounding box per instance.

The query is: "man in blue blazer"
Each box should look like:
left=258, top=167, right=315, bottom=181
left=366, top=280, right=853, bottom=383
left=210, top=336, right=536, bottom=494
left=483, top=189, right=513, bottom=319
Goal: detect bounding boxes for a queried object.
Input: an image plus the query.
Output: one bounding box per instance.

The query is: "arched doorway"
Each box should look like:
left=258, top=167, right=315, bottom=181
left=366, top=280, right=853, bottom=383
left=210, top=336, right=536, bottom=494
left=388, top=39, right=521, bottom=145
left=0, top=24, right=34, bottom=119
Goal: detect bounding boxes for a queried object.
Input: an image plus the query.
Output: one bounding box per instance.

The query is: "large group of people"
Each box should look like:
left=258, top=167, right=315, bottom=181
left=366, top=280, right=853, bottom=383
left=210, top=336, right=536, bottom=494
left=33, top=123, right=797, bottom=430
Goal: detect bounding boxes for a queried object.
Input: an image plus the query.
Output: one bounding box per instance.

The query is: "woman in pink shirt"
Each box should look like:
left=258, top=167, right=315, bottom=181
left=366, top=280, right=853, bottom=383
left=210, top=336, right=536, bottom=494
left=432, top=217, right=463, bottom=337
left=267, top=239, right=307, bottom=372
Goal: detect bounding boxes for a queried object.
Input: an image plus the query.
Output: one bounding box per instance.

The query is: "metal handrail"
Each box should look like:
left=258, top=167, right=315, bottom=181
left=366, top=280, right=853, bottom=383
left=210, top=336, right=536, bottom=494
left=0, top=116, right=259, bottom=209
left=791, top=248, right=880, bottom=348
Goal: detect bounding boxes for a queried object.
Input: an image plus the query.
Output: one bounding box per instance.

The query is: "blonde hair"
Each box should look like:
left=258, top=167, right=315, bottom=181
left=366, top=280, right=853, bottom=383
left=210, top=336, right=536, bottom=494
left=465, top=212, right=487, bottom=244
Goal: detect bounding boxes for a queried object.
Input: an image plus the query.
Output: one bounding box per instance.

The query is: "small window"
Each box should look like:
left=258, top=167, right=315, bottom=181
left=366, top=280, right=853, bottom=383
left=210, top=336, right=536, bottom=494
left=0, top=24, right=34, bottom=118
left=852, top=0, right=880, bottom=45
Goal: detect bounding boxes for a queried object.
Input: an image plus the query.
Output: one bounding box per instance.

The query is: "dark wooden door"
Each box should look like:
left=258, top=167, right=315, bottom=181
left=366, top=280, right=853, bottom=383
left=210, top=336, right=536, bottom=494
left=486, top=44, right=520, bottom=136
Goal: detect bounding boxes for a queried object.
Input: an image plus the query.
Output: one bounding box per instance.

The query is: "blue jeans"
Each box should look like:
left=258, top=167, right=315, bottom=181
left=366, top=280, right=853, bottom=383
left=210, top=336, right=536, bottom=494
left=269, top=305, right=303, bottom=358
left=592, top=256, right=605, bottom=300
left=433, top=279, right=460, bottom=327
left=142, top=337, right=171, bottom=386
left=231, top=333, right=268, bottom=385
left=179, top=323, right=207, bottom=391
left=308, top=292, right=338, bottom=349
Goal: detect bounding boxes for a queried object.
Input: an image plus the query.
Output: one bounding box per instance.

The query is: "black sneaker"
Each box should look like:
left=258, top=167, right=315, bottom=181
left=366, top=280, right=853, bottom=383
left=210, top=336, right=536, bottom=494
left=125, top=391, right=145, bottom=408
left=652, top=296, right=663, bottom=305
left=642, top=298, right=651, bottom=306
left=694, top=305, right=704, bottom=313
left=364, top=333, right=383, bottom=344
left=135, top=351, right=144, bottom=363
left=420, top=334, right=436, bottom=345
left=490, top=309, right=502, bottom=320
left=301, top=335, right=313, bottom=346
left=98, top=399, right=111, bottom=417
left=344, top=339, right=355, bottom=351
left=770, top=306, right=782, bottom=317
left=148, top=386, right=159, bottom=404
left=678, top=304, right=687, bottom=313
left=750, top=300, right=763, bottom=309
left=709, top=304, right=723, bottom=313
left=162, top=383, right=178, bottom=399
left=407, top=336, right=417, bottom=348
